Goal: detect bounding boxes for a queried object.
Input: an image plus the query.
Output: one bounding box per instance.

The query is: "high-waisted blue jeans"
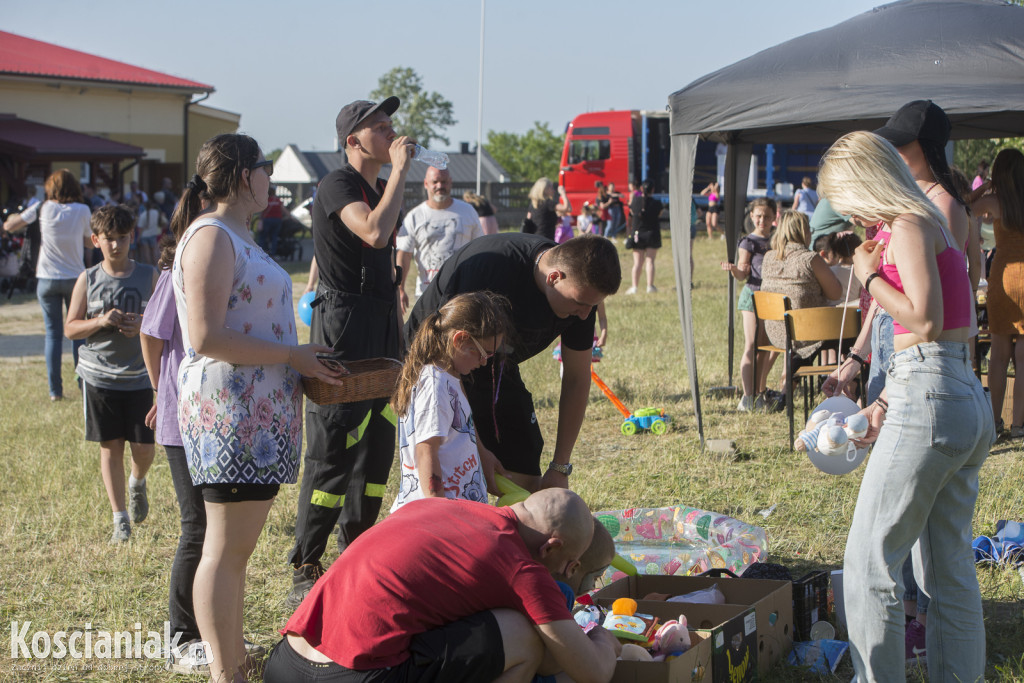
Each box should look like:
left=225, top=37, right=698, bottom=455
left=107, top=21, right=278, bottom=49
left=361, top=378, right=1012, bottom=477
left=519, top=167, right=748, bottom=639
left=36, top=277, right=84, bottom=398
left=844, top=341, right=992, bottom=682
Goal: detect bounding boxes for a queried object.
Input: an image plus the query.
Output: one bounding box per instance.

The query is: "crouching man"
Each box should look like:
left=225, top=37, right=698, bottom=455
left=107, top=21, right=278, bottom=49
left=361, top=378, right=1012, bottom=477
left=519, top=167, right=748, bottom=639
left=265, top=489, right=621, bottom=683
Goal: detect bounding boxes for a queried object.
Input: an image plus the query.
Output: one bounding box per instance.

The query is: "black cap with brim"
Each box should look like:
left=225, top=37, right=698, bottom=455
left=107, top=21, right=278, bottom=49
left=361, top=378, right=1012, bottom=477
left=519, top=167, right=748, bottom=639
left=873, top=99, right=951, bottom=148
left=335, top=96, right=401, bottom=145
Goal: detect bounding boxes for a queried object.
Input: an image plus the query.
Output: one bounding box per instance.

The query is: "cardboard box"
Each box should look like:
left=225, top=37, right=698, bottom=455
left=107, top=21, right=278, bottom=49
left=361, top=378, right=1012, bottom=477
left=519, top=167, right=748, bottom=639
left=593, top=602, right=720, bottom=683
left=594, top=574, right=792, bottom=677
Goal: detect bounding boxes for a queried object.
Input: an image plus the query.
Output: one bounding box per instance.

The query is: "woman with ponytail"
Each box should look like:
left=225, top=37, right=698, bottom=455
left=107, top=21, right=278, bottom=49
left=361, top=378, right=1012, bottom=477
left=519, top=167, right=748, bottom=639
left=170, top=134, right=344, bottom=682
left=390, top=291, right=511, bottom=511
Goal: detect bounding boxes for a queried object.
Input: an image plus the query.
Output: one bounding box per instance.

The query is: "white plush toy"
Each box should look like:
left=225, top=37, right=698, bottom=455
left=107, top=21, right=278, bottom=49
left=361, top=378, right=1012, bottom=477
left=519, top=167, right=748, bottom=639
left=794, top=409, right=869, bottom=456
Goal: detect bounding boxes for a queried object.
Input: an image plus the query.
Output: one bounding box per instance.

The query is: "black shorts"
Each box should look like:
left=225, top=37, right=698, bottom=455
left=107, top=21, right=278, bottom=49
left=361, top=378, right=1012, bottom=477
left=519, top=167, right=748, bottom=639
left=198, top=483, right=280, bottom=503
left=463, top=361, right=544, bottom=476
left=83, top=384, right=155, bottom=444
left=263, top=611, right=504, bottom=683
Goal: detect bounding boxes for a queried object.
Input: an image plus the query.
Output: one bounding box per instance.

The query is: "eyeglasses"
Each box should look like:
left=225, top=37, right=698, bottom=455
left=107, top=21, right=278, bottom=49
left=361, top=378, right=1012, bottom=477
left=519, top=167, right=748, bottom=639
left=468, top=336, right=496, bottom=362
left=252, top=159, right=274, bottom=177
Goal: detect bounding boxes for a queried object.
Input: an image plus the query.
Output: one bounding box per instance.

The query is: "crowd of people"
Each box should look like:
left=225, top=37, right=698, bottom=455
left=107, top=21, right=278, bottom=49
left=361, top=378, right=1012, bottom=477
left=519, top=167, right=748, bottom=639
left=1, top=92, right=1016, bottom=683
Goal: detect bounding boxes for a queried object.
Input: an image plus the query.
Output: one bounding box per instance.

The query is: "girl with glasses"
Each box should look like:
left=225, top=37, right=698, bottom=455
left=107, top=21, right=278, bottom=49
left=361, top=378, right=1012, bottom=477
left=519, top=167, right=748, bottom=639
left=390, top=291, right=511, bottom=511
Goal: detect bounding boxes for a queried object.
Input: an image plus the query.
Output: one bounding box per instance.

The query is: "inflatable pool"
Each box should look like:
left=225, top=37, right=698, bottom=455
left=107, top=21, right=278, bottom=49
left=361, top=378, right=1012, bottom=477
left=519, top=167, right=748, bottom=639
left=595, top=505, right=768, bottom=582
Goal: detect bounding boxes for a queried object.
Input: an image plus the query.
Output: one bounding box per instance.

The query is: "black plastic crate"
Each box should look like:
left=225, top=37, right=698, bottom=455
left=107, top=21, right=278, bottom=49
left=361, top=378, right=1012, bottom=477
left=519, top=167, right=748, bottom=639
left=793, top=570, right=830, bottom=641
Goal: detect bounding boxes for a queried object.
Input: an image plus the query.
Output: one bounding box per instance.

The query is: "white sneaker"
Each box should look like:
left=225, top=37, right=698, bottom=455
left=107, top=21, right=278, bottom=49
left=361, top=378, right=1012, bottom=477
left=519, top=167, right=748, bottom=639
left=737, top=395, right=756, bottom=412
left=166, top=639, right=210, bottom=675
left=647, top=285, right=658, bottom=293
left=624, top=286, right=637, bottom=295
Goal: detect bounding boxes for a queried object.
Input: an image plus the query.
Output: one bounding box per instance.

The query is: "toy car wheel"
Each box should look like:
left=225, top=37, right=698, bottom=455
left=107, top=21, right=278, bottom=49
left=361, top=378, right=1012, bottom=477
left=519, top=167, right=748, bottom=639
left=651, top=419, right=667, bottom=435
left=621, top=421, right=637, bottom=436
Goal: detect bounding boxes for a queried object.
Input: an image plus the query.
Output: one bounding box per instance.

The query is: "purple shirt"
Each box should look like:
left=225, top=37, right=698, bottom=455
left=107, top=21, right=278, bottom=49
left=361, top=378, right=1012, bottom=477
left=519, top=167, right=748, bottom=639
left=140, top=269, right=185, bottom=447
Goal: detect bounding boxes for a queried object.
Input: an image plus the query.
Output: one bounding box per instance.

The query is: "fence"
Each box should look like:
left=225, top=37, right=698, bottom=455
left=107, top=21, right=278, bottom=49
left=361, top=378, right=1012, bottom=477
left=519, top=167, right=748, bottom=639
left=402, top=181, right=533, bottom=229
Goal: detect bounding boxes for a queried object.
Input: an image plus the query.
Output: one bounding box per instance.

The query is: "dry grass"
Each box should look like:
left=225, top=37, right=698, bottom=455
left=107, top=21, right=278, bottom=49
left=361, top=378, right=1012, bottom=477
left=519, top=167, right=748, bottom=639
left=0, top=234, right=1021, bottom=681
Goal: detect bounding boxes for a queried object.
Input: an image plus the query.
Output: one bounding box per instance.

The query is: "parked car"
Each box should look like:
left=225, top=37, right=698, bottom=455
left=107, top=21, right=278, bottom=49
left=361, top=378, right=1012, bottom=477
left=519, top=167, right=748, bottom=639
left=291, top=197, right=313, bottom=229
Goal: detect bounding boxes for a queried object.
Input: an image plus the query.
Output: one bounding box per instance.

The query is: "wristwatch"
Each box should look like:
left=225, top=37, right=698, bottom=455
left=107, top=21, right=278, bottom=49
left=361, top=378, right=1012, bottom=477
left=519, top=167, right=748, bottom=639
left=547, top=461, right=573, bottom=476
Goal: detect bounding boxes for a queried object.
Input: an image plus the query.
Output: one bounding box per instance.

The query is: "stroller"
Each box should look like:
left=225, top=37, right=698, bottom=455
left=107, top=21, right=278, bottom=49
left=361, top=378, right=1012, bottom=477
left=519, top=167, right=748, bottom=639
left=0, top=205, right=38, bottom=299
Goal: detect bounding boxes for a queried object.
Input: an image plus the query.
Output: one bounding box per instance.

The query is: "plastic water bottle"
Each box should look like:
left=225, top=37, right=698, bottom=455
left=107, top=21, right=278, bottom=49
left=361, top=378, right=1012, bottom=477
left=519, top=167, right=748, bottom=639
left=412, top=145, right=449, bottom=170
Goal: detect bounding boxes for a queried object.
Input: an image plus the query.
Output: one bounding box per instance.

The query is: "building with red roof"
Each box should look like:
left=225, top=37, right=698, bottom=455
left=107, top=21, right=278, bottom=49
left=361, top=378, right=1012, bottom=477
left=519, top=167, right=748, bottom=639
left=0, top=30, right=238, bottom=204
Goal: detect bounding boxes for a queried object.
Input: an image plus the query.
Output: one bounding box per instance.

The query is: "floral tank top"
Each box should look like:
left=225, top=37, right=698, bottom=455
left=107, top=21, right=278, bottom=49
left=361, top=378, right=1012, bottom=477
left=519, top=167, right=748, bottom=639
left=172, top=217, right=303, bottom=485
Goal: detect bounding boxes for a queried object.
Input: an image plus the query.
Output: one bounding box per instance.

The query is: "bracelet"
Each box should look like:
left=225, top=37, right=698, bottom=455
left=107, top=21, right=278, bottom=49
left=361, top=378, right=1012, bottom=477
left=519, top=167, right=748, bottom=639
left=864, top=272, right=881, bottom=295
left=287, top=346, right=295, bottom=366
left=874, top=398, right=888, bottom=414
left=846, top=352, right=865, bottom=366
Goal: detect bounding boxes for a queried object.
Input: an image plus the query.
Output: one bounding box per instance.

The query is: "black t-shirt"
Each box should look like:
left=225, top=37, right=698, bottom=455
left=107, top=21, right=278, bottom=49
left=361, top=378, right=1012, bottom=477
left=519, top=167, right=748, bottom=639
left=527, top=199, right=559, bottom=241
left=629, top=195, right=663, bottom=234
left=311, top=164, right=397, bottom=299
left=472, top=198, right=495, bottom=218
left=405, top=233, right=596, bottom=365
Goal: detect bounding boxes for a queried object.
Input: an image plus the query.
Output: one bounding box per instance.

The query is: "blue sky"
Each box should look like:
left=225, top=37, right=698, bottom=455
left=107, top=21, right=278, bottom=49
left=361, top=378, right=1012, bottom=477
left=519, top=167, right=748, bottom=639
left=6, top=0, right=882, bottom=153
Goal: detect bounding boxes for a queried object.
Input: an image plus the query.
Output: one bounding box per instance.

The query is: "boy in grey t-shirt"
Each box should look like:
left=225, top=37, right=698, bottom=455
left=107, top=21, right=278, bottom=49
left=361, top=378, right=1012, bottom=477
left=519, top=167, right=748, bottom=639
left=66, top=205, right=159, bottom=543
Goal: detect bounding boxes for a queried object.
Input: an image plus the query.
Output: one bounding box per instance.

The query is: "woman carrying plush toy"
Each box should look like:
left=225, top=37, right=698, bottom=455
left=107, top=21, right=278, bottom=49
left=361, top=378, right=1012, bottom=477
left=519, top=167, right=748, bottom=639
left=818, top=131, right=993, bottom=682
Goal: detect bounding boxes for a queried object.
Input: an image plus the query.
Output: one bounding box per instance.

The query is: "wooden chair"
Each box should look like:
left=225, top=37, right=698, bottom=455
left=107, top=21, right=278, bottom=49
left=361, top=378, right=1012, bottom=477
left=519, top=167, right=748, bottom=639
left=751, top=292, right=791, bottom=402
left=783, top=307, right=862, bottom=449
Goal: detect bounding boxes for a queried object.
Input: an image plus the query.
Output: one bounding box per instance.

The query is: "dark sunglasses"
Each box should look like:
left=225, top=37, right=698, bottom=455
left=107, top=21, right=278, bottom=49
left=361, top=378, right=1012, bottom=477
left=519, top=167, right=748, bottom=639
left=252, top=159, right=274, bottom=177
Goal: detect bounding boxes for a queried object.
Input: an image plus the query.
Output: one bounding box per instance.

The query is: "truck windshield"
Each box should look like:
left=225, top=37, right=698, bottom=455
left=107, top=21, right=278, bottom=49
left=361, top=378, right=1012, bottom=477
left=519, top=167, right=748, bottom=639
left=568, top=139, right=610, bottom=165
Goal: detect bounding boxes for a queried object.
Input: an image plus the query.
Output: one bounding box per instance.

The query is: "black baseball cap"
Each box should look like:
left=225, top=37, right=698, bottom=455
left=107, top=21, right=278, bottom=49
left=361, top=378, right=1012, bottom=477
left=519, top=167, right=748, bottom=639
left=874, top=100, right=951, bottom=148
left=335, top=96, right=400, bottom=145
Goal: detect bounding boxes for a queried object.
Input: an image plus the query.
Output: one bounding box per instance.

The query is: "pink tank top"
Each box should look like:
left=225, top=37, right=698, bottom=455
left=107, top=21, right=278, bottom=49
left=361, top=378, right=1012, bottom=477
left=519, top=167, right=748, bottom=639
left=878, top=224, right=972, bottom=335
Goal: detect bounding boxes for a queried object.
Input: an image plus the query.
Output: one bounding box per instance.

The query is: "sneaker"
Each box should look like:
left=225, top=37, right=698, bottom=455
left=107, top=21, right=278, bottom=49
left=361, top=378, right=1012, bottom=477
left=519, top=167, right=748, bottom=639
left=624, top=286, right=637, bottom=295
left=647, top=285, right=658, bottom=293
left=128, top=481, right=149, bottom=524
left=1011, top=424, right=1024, bottom=441
left=244, top=639, right=267, bottom=658
left=166, top=639, right=210, bottom=675
left=754, top=391, right=783, bottom=413
left=110, top=518, right=132, bottom=544
left=737, top=395, right=756, bottom=412
left=905, top=619, right=926, bottom=664
left=284, top=562, right=325, bottom=611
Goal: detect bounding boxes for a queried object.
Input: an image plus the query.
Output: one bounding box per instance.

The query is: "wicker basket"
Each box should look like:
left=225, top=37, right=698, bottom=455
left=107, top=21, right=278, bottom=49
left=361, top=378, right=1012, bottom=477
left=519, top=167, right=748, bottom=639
left=302, top=357, right=402, bottom=405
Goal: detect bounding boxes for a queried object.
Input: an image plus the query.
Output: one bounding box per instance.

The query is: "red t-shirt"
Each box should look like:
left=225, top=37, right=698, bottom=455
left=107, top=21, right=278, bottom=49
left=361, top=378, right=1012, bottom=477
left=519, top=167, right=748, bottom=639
left=263, top=194, right=284, bottom=219
left=282, top=499, right=571, bottom=669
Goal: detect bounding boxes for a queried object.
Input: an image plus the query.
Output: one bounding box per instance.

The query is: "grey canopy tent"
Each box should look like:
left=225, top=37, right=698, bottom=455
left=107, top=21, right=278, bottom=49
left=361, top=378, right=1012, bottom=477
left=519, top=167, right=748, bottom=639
left=666, top=0, right=1024, bottom=443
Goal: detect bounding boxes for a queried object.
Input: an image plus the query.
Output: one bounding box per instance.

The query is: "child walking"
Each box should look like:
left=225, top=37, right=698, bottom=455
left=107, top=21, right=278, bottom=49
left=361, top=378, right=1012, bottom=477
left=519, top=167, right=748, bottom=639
left=720, top=197, right=778, bottom=412
left=66, top=205, right=159, bottom=543
left=390, top=291, right=511, bottom=511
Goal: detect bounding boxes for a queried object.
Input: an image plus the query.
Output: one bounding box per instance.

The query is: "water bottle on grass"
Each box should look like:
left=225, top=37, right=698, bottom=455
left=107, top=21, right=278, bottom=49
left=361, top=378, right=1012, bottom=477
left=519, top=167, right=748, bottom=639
left=412, top=145, right=449, bottom=170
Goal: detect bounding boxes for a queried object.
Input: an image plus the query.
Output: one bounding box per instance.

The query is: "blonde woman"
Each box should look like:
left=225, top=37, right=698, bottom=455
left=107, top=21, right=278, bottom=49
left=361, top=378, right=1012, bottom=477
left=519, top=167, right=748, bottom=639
left=525, top=177, right=570, bottom=241
left=819, top=131, right=991, bottom=682
left=759, top=210, right=841, bottom=395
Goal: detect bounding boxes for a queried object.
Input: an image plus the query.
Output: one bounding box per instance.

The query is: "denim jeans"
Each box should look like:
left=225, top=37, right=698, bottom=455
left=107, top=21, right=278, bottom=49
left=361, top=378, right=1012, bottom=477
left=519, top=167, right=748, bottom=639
left=869, top=310, right=931, bottom=615
left=844, top=341, right=992, bottom=682
left=603, top=206, right=626, bottom=238
left=36, top=277, right=84, bottom=398
left=260, top=217, right=282, bottom=257
left=866, top=309, right=894, bottom=405
left=166, top=445, right=205, bottom=643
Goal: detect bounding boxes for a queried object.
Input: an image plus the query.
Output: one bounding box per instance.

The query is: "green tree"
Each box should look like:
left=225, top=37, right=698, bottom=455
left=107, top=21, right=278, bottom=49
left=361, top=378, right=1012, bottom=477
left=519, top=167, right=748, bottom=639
left=369, top=67, right=456, bottom=149
left=955, top=138, right=1024, bottom=180
left=484, top=122, right=564, bottom=183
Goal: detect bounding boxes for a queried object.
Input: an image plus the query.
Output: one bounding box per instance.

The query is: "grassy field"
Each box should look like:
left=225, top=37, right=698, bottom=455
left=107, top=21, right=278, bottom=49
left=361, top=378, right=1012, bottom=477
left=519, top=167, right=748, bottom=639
left=0, top=234, right=1021, bottom=681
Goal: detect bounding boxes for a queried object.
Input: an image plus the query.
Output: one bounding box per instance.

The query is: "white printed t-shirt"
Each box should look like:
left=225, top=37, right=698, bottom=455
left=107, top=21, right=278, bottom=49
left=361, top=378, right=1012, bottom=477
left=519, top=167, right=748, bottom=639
left=397, top=199, right=483, bottom=296
left=391, top=364, right=487, bottom=512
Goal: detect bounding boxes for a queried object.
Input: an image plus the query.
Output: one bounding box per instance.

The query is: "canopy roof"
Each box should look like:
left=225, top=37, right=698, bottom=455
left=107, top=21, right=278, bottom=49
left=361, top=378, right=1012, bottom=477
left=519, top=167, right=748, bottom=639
left=665, top=0, right=1024, bottom=445
left=0, top=114, right=144, bottom=161
left=669, top=0, right=1024, bottom=143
